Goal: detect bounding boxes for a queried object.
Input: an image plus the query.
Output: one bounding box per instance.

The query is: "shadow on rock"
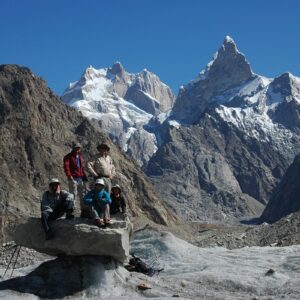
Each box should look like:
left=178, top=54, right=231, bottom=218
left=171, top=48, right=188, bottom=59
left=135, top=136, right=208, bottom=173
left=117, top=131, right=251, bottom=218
left=0, top=255, right=118, bottom=299
left=240, top=217, right=262, bottom=225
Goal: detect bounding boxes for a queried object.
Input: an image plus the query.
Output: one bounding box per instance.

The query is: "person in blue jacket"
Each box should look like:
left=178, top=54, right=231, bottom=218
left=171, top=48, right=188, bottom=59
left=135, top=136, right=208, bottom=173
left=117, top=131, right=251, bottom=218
left=84, top=178, right=111, bottom=226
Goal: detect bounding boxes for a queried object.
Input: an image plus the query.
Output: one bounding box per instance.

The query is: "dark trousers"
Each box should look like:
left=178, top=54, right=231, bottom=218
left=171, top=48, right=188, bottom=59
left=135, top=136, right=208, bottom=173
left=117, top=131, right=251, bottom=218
left=41, top=201, right=74, bottom=233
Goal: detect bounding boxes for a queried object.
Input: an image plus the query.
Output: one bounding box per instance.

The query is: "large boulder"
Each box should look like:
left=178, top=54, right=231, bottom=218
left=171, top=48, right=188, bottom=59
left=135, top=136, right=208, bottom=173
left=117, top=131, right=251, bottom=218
left=14, top=217, right=133, bottom=262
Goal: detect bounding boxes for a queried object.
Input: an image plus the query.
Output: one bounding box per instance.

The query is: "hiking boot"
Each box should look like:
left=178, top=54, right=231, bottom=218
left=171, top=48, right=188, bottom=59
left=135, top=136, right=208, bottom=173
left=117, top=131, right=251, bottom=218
left=95, top=218, right=103, bottom=227
left=45, top=229, right=55, bottom=240
left=66, top=213, right=75, bottom=220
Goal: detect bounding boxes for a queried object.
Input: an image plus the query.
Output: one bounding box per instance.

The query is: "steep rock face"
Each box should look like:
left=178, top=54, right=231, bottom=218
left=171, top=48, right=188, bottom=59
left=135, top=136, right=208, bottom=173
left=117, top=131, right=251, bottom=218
left=260, top=154, right=300, bottom=223
left=0, top=64, right=177, bottom=241
left=147, top=116, right=267, bottom=221
left=124, top=69, right=174, bottom=114
left=146, top=37, right=300, bottom=222
left=61, top=62, right=175, bottom=166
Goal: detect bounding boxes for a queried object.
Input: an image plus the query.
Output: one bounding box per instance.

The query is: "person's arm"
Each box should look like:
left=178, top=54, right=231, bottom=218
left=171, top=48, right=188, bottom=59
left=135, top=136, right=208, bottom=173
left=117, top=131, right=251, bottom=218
left=83, top=191, right=94, bottom=205
left=87, top=159, right=98, bottom=177
left=61, top=190, right=74, bottom=203
left=100, top=190, right=112, bottom=205
left=109, top=157, right=116, bottom=179
left=81, top=155, right=88, bottom=181
left=63, top=155, right=72, bottom=179
left=121, top=196, right=126, bottom=214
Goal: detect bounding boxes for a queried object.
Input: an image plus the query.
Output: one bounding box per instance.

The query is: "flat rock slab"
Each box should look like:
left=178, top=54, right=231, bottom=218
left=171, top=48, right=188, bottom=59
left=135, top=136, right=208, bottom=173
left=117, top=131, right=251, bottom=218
left=14, top=217, right=133, bottom=262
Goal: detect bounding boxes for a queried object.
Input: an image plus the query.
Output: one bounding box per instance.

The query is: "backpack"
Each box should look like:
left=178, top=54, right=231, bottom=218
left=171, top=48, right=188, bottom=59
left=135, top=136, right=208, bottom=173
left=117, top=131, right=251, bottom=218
left=125, top=254, right=163, bottom=277
left=129, top=256, right=149, bottom=274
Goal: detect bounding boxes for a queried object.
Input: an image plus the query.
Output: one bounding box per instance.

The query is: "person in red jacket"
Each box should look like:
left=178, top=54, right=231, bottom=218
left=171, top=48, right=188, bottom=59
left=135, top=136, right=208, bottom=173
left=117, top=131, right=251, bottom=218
left=63, top=142, right=88, bottom=217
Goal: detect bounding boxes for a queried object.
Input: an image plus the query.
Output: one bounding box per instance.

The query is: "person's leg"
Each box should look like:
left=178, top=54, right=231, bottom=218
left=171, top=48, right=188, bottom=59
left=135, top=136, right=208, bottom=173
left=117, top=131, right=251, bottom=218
left=97, top=201, right=107, bottom=222
left=41, top=208, right=64, bottom=239
left=78, top=179, right=91, bottom=217
left=68, top=179, right=79, bottom=214
left=91, top=205, right=103, bottom=226
left=61, top=197, right=74, bottom=217
left=105, top=204, right=110, bottom=224
left=102, top=177, right=111, bottom=193
left=68, top=178, right=77, bottom=199
left=41, top=211, right=51, bottom=233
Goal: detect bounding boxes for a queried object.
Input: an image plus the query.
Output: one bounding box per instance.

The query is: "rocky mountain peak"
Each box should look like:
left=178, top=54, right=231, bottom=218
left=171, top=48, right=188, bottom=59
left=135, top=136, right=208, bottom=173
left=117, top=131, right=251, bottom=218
left=83, top=65, right=98, bottom=79
left=109, top=61, right=125, bottom=75
left=171, top=36, right=255, bottom=123
left=269, top=72, right=294, bottom=96
left=222, top=35, right=238, bottom=51
left=267, top=72, right=300, bottom=105
left=204, top=36, right=253, bottom=83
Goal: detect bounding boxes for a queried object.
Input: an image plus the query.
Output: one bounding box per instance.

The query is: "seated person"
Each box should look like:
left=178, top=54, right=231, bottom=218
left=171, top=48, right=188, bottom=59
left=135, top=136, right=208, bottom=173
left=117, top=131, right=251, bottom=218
left=41, top=178, right=74, bottom=240
left=110, top=184, right=127, bottom=216
left=84, top=178, right=111, bottom=226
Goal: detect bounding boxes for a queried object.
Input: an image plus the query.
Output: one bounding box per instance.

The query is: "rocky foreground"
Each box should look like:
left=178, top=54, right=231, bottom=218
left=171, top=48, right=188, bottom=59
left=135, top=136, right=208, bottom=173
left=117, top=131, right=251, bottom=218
left=0, top=217, right=299, bottom=300
left=1, top=211, right=299, bottom=273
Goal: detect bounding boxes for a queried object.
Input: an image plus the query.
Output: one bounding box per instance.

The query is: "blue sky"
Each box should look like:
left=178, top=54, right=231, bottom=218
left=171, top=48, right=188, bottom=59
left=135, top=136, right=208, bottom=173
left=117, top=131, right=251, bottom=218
left=1, top=0, right=300, bottom=95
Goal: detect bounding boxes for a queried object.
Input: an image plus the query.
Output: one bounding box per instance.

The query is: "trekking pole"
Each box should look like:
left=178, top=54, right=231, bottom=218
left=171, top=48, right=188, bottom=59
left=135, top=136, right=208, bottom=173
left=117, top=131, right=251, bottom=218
left=2, top=245, right=18, bottom=278
left=10, top=246, right=21, bottom=278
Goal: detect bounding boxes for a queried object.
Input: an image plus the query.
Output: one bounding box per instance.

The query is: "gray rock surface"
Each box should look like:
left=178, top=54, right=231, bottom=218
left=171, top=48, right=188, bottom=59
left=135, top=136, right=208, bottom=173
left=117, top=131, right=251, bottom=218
left=147, top=120, right=266, bottom=221
left=260, top=154, right=300, bottom=223
left=192, top=211, right=300, bottom=249
left=124, top=68, right=174, bottom=115
left=14, top=218, right=133, bottom=262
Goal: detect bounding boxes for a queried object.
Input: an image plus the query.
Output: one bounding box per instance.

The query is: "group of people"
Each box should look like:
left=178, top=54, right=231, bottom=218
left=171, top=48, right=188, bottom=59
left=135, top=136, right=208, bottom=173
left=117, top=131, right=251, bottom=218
left=41, top=142, right=127, bottom=240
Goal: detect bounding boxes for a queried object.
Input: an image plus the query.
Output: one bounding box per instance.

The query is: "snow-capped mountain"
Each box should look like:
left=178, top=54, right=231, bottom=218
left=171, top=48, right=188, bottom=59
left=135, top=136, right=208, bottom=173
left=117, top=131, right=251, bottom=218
left=62, top=62, right=175, bottom=166
left=146, top=36, right=300, bottom=222
left=170, top=36, right=300, bottom=151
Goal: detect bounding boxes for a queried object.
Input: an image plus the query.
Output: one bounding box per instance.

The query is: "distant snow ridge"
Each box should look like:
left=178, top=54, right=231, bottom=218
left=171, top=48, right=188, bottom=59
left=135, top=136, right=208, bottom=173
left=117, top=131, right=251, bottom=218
left=62, top=62, right=175, bottom=166
left=214, top=72, right=300, bottom=160
left=171, top=36, right=300, bottom=159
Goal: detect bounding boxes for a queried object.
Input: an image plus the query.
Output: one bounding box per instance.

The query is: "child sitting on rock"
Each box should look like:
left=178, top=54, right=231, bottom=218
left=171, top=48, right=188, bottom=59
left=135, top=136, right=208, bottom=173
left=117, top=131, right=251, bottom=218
left=110, top=184, right=127, bottom=216
left=83, top=178, right=111, bottom=226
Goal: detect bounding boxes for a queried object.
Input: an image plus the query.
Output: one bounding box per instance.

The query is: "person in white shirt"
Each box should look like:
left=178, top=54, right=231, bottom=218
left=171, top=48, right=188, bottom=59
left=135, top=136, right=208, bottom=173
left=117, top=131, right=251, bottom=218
left=87, top=143, right=115, bottom=193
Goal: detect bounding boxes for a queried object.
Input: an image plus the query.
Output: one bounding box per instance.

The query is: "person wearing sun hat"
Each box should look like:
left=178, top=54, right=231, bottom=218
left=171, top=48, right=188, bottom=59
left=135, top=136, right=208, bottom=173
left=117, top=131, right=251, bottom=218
left=87, top=142, right=116, bottom=193
left=63, top=142, right=88, bottom=217
left=110, top=184, right=127, bottom=216
left=41, top=178, right=74, bottom=240
left=83, top=178, right=111, bottom=226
